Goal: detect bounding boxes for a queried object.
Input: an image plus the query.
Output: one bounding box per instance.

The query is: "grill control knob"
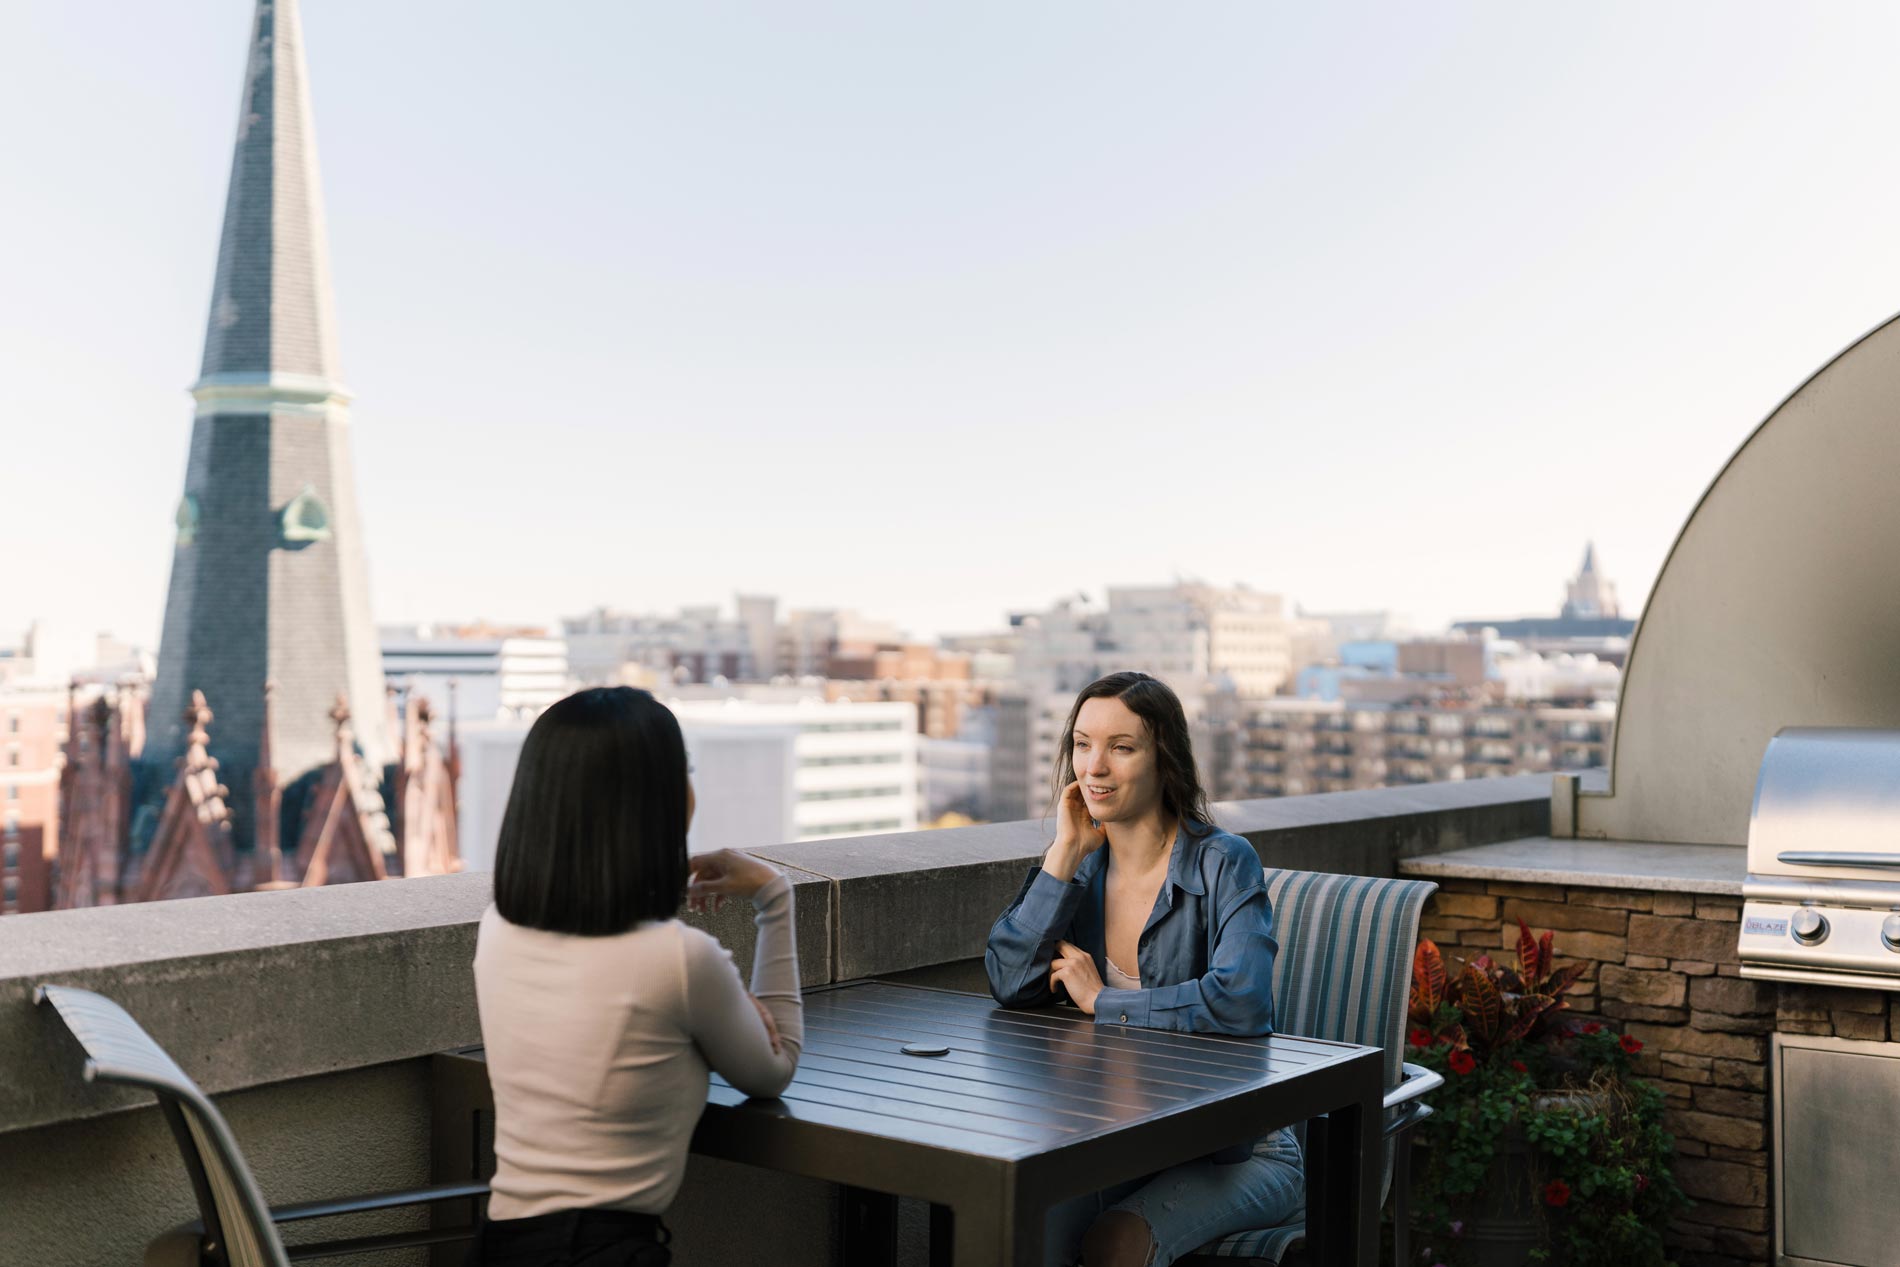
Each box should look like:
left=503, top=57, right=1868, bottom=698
left=1883, top=914, right=1900, bottom=953
left=1791, top=908, right=1829, bottom=945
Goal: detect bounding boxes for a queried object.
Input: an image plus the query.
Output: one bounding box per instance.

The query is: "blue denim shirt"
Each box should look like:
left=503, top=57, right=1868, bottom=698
left=985, top=821, right=1280, bottom=1036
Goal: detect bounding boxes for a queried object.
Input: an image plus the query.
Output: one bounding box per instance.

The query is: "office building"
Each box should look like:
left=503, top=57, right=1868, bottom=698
left=1011, top=583, right=1292, bottom=698
left=382, top=624, right=569, bottom=722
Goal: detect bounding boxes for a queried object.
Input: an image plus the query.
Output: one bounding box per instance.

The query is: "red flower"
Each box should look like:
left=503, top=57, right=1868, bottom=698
left=1408, top=1028, right=1433, bottom=1048
left=1582, top=1022, right=1602, bottom=1035
left=1448, top=1050, right=1477, bottom=1075
left=1619, top=1033, right=1643, bottom=1054
left=1543, top=1179, right=1571, bottom=1207
left=1510, top=1060, right=1528, bottom=1073
left=1634, top=1174, right=1650, bottom=1196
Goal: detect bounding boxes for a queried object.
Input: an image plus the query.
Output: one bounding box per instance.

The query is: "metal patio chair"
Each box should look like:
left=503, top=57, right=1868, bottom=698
left=1186, top=869, right=1443, bottom=1267
left=36, top=984, right=488, bottom=1266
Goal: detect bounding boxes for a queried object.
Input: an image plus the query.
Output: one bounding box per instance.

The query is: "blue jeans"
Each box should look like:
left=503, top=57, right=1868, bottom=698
left=1044, top=1127, right=1305, bottom=1267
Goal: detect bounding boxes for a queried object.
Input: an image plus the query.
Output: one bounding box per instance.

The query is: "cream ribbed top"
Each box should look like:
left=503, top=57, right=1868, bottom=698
left=474, top=873, right=802, bottom=1219
left=1104, top=954, right=1141, bottom=990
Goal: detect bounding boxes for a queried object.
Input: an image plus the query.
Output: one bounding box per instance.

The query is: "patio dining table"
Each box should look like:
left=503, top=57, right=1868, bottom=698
left=433, top=979, right=1384, bottom=1267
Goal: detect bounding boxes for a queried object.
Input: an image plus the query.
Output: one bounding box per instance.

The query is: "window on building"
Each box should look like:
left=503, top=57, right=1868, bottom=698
left=799, top=785, right=905, bottom=803
left=798, top=753, right=902, bottom=768
left=802, top=720, right=905, bottom=734
left=798, top=818, right=904, bottom=838
left=5, top=786, right=16, bottom=802
left=5, top=715, right=16, bottom=734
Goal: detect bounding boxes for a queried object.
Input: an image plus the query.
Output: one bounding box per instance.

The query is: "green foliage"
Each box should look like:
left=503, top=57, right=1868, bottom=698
left=1404, top=930, right=1690, bottom=1267
left=1409, top=921, right=1588, bottom=1063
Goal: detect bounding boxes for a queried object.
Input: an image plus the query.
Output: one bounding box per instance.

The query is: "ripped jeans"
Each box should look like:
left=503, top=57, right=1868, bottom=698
left=1043, top=1126, right=1305, bottom=1267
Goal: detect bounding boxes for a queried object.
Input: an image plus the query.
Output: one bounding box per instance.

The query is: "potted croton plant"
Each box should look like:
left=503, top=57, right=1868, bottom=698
left=1404, top=921, right=1688, bottom=1267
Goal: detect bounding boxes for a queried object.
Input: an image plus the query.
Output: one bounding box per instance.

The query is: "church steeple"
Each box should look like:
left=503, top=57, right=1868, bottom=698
left=148, top=0, right=389, bottom=854
left=1562, top=540, right=1619, bottom=621
left=196, top=0, right=341, bottom=394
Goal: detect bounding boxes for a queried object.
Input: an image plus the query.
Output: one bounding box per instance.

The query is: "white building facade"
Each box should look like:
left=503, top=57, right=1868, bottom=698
left=671, top=697, right=919, bottom=842
left=381, top=627, right=570, bottom=722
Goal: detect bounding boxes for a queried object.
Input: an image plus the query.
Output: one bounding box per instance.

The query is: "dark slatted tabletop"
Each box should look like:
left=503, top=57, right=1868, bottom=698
left=689, top=981, right=1384, bottom=1267
left=707, top=981, right=1363, bottom=1158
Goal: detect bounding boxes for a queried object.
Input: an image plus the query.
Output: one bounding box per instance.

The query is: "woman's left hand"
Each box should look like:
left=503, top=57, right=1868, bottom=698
left=688, top=848, right=779, bottom=912
left=1050, top=940, right=1104, bottom=1016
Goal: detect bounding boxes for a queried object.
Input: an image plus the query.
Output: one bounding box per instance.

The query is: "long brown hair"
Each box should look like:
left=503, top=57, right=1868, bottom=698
left=1051, top=671, right=1215, bottom=833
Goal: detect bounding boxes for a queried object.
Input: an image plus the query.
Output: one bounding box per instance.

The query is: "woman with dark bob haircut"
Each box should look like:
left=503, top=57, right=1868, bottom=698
left=987, top=671, right=1301, bottom=1267
left=470, top=686, right=800, bottom=1266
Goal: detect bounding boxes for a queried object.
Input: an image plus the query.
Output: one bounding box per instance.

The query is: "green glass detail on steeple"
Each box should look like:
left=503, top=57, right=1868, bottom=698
left=280, top=485, right=332, bottom=544
left=175, top=495, right=201, bottom=546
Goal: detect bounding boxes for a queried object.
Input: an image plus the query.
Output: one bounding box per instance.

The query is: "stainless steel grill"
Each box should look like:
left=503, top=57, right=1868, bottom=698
left=1743, top=730, right=1900, bottom=1266
left=1741, top=727, right=1900, bottom=990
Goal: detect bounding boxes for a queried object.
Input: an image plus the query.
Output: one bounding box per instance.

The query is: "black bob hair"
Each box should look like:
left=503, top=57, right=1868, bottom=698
left=492, top=686, right=690, bottom=935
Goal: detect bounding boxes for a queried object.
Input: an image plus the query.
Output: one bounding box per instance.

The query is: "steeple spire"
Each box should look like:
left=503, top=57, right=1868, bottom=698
left=196, top=0, right=342, bottom=396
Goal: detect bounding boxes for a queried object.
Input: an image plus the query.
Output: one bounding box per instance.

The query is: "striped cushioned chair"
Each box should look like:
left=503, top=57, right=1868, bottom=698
left=1187, top=869, right=1442, bottom=1267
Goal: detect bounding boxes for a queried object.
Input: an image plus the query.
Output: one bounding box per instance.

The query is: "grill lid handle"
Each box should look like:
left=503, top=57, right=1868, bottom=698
left=1777, top=851, right=1900, bottom=869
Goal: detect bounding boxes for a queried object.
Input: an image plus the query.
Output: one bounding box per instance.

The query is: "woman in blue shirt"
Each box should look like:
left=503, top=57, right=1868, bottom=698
left=986, top=671, right=1302, bottom=1267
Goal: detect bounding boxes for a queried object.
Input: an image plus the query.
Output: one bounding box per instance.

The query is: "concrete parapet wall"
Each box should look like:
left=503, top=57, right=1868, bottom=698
left=0, top=867, right=835, bottom=1136
left=755, top=776, right=1550, bottom=981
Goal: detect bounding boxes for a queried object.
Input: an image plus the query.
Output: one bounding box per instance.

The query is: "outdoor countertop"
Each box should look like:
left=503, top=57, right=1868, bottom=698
left=1398, top=837, right=1745, bottom=896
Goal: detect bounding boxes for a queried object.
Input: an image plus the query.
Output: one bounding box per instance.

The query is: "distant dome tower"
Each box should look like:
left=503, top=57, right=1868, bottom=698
left=146, top=0, right=388, bottom=853
left=1562, top=542, right=1620, bottom=621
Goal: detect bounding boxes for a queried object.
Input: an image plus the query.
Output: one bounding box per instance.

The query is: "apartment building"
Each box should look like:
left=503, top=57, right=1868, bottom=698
left=1109, top=584, right=1290, bottom=698
left=1011, top=582, right=1292, bottom=699
left=1, top=685, right=66, bottom=914
left=989, top=688, right=1073, bottom=823
left=1233, top=697, right=1615, bottom=798
left=563, top=599, right=913, bottom=687
left=777, top=610, right=904, bottom=680
left=563, top=605, right=764, bottom=686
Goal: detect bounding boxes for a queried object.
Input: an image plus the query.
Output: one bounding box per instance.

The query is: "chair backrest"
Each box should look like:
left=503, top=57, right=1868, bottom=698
left=36, top=985, right=290, bottom=1267
left=1265, top=869, right=1437, bottom=1086
left=1262, top=869, right=1438, bottom=1198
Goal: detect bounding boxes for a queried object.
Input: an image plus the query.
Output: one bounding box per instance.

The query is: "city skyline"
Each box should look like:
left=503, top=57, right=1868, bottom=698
left=11, top=3, right=1900, bottom=647
left=5, top=543, right=1611, bottom=680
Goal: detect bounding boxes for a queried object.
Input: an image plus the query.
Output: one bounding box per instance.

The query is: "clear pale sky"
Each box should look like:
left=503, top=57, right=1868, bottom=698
left=7, top=2, right=1900, bottom=651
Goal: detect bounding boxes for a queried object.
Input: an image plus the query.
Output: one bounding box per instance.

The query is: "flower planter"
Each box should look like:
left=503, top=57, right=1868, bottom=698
left=1406, top=926, right=1684, bottom=1267
left=1413, top=1127, right=1540, bottom=1267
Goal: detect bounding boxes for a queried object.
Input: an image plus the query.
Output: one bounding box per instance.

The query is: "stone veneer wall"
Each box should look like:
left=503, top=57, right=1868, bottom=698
left=1420, top=877, right=1900, bottom=1267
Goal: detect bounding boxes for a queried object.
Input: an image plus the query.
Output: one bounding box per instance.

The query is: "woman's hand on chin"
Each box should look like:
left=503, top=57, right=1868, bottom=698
left=687, top=848, right=779, bottom=912
left=1050, top=940, right=1104, bottom=1015
left=1046, top=781, right=1109, bottom=881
